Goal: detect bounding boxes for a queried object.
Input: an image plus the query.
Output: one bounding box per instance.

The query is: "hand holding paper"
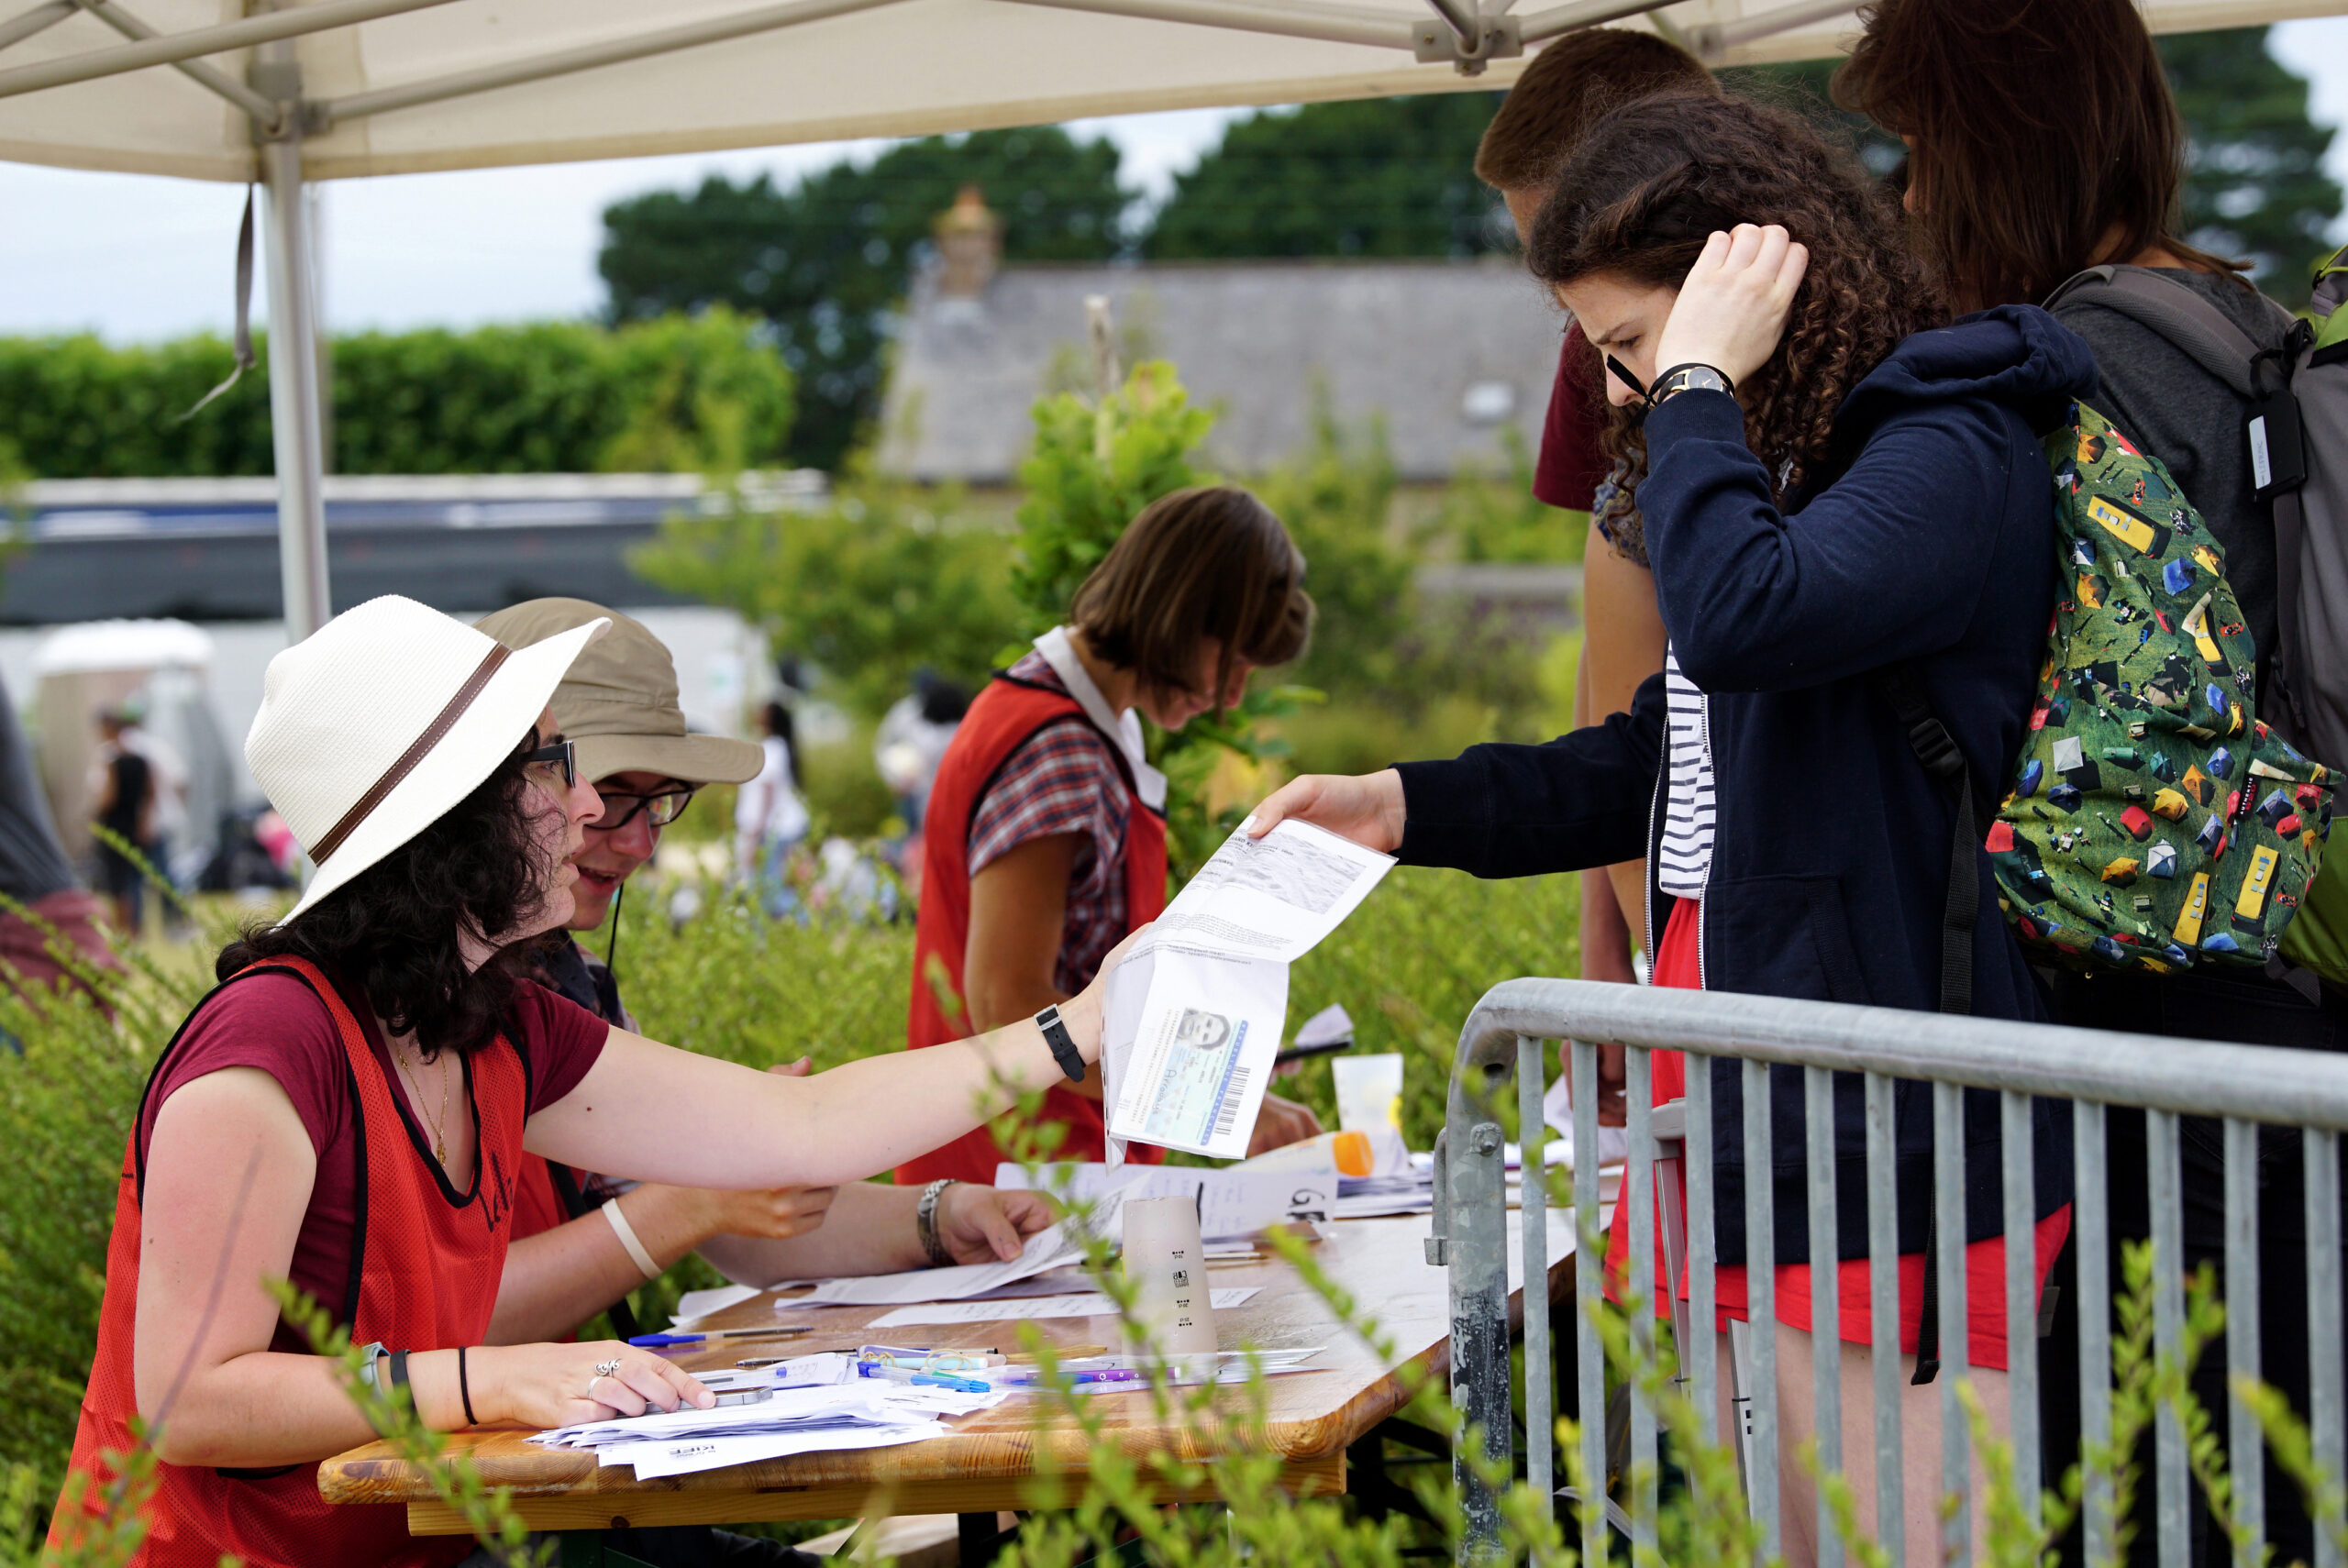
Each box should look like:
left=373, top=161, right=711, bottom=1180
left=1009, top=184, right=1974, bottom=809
left=1101, top=820, right=1392, bottom=1161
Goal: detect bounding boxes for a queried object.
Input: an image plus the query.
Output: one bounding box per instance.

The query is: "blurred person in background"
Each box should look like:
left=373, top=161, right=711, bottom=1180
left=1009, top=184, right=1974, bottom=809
left=0, top=674, right=113, bottom=1005
left=898, top=486, right=1326, bottom=1186
left=736, top=698, right=811, bottom=921
left=1473, top=26, right=1718, bottom=1124
left=89, top=706, right=156, bottom=934
left=876, top=669, right=970, bottom=898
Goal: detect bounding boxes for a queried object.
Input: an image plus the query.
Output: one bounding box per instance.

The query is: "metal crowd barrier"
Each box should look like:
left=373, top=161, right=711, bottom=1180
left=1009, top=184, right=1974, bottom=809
left=1429, top=977, right=2348, bottom=1567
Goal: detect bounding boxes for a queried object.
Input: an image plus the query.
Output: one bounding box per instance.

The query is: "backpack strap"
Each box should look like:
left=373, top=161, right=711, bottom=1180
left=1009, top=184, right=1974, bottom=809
left=1871, top=664, right=1985, bottom=1385
left=2044, top=265, right=2286, bottom=396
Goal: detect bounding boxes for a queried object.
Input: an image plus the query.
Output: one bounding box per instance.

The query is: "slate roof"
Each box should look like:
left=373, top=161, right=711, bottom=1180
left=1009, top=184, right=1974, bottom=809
left=876, top=259, right=1568, bottom=483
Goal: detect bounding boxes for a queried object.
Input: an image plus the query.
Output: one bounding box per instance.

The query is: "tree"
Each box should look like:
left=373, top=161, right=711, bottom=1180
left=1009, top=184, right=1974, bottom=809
left=1145, top=91, right=1508, bottom=260
left=2161, top=27, right=2342, bottom=307
left=599, top=127, right=1130, bottom=472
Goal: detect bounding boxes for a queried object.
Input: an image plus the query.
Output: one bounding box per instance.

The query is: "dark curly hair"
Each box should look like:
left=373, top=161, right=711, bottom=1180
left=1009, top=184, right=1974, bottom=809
left=1525, top=91, right=1947, bottom=562
left=217, top=730, right=560, bottom=1058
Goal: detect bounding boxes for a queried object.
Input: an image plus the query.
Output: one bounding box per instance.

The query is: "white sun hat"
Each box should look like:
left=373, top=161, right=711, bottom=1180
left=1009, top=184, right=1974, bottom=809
left=247, top=595, right=610, bottom=922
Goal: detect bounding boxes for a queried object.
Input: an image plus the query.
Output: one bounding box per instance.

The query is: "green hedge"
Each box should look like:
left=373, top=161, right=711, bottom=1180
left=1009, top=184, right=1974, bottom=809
left=0, top=311, right=793, bottom=479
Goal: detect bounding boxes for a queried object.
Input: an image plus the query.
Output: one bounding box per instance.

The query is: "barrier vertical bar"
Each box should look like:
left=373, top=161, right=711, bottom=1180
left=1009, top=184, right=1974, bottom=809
left=1806, top=1066, right=1844, bottom=1568
left=1446, top=1054, right=1512, bottom=1557
left=2223, top=1115, right=2263, bottom=1567
left=1626, top=1047, right=1659, bottom=1548
left=1744, top=1058, right=1781, bottom=1560
left=1934, top=1081, right=1971, bottom=1566
left=2309, top=1127, right=2343, bottom=1568
left=1572, top=1039, right=1607, bottom=1568
left=2002, top=1090, right=2041, bottom=1531
left=1866, top=1073, right=1903, bottom=1568
left=1518, top=1034, right=1553, bottom=1504
left=2149, top=1108, right=2187, bottom=1568
left=2077, top=1099, right=2114, bottom=1566
left=1689, top=1057, right=1720, bottom=1452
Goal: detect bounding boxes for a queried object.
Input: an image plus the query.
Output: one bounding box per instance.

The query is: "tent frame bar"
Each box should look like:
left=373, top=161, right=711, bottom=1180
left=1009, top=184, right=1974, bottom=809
left=1683, top=0, right=1855, bottom=56
left=73, top=0, right=274, bottom=121
left=0, top=0, right=71, bottom=53
left=0, top=0, right=458, bottom=102
left=1516, top=0, right=1684, bottom=43
left=320, top=0, right=908, bottom=126
left=994, top=0, right=1412, bottom=52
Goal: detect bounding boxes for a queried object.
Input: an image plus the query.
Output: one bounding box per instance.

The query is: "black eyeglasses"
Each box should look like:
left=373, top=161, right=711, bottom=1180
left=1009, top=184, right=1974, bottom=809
left=523, top=739, right=577, bottom=790
left=589, top=787, right=699, bottom=833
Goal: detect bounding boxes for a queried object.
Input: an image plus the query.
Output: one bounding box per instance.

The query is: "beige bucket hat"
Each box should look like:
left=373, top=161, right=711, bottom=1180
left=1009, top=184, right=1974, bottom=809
left=471, top=599, right=762, bottom=789
left=248, top=594, right=610, bottom=922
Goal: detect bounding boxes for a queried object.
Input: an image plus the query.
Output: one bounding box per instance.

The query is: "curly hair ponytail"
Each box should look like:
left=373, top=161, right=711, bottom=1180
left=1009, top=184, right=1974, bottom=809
left=1525, top=91, right=1946, bottom=560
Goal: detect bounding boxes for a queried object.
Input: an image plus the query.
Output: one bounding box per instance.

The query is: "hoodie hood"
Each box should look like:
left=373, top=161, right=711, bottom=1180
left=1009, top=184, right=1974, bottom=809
left=1831, top=304, right=2099, bottom=447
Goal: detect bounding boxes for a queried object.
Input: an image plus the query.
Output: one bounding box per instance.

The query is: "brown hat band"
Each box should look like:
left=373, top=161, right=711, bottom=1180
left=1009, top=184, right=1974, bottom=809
left=310, top=644, right=513, bottom=865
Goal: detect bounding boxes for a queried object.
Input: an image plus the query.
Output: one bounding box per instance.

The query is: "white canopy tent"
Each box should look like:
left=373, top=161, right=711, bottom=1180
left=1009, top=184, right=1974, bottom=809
left=3, top=0, right=2340, bottom=639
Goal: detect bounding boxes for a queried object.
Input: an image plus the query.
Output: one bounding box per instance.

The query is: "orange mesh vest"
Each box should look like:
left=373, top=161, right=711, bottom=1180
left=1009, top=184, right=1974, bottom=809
left=897, top=674, right=1168, bottom=1185
left=52, top=956, right=529, bottom=1568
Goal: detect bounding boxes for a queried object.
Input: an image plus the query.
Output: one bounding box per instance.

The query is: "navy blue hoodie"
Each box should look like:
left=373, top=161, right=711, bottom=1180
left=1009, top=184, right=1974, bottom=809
left=1393, top=305, right=2099, bottom=1264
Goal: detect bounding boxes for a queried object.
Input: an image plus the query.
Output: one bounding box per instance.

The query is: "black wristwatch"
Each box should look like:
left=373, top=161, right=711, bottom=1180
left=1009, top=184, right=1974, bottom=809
left=1035, top=1004, right=1086, bottom=1083
left=1650, top=362, right=1735, bottom=407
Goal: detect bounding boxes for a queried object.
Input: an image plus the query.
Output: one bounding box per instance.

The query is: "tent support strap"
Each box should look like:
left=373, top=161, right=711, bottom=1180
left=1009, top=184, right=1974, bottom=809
left=0, top=0, right=458, bottom=102
left=0, top=0, right=72, bottom=54
left=321, top=0, right=905, bottom=126
left=73, top=0, right=274, bottom=119
left=261, top=127, right=330, bottom=645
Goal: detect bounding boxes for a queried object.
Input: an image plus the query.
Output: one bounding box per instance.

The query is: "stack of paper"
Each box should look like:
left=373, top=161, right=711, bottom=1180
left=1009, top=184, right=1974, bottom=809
left=993, top=1161, right=1336, bottom=1238
left=530, top=1354, right=1003, bottom=1479
left=781, top=1198, right=1124, bottom=1309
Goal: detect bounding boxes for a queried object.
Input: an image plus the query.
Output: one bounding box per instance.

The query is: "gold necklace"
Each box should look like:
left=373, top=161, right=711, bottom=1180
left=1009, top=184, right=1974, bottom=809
left=393, top=1043, right=451, bottom=1165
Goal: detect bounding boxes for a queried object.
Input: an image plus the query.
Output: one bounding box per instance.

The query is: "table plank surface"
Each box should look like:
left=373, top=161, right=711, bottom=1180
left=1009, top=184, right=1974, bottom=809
left=320, top=1207, right=1580, bottom=1531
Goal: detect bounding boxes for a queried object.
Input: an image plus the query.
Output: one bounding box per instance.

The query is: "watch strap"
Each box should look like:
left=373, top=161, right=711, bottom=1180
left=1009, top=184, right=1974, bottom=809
left=915, top=1178, right=958, bottom=1267
left=1035, top=1004, right=1086, bottom=1084
left=1649, top=362, right=1735, bottom=407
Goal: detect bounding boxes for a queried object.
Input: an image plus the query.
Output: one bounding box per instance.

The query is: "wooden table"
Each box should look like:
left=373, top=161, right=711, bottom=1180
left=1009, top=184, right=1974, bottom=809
left=319, top=1209, right=1577, bottom=1543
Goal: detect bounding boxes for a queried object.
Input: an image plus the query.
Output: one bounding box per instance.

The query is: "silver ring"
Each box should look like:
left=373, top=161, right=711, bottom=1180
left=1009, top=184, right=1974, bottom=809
left=594, top=1358, right=623, bottom=1377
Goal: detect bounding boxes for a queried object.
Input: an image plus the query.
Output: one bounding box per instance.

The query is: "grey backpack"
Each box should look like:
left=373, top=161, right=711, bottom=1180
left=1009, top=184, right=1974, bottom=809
left=2044, top=251, right=2348, bottom=985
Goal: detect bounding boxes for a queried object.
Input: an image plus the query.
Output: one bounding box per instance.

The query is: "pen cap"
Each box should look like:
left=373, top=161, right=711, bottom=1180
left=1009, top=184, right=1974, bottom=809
left=1121, top=1195, right=1219, bottom=1358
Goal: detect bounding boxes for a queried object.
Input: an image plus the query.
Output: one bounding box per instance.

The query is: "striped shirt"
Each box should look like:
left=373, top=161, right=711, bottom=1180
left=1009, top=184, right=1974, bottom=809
left=966, top=653, right=1132, bottom=996
left=1656, top=644, right=1716, bottom=899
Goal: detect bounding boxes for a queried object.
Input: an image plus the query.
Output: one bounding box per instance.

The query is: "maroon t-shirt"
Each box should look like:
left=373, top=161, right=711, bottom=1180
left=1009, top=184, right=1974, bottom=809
left=1533, top=325, right=1611, bottom=513
left=137, top=970, right=609, bottom=1349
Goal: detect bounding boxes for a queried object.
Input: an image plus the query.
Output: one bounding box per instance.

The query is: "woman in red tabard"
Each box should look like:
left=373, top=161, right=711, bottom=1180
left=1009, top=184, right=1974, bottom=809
left=899, top=488, right=1324, bottom=1188
left=52, top=595, right=1124, bottom=1568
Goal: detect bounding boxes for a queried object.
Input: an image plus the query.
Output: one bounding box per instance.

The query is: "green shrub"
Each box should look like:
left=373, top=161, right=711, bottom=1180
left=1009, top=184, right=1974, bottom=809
left=0, top=313, right=792, bottom=479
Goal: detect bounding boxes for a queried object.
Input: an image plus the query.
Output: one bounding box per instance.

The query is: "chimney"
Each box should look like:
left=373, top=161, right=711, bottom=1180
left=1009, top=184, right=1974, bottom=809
left=934, top=184, right=1003, bottom=299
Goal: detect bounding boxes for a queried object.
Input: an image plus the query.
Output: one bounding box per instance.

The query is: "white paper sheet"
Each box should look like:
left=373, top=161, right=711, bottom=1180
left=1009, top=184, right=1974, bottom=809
left=870, top=1286, right=1261, bottom=1329
left=992, top=1162, right=1336, bottom=1238
left=671, top=1283, right=764, bottom=1326
left=603, top=1420, right=943, bottom=1480
left=1101, top=821, right=1391, bottom=1163
left=787, top=1196, right=1123, bottom=1308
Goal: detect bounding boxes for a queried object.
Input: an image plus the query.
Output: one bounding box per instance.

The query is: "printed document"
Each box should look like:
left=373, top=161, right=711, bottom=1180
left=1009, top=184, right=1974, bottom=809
left=1103, top=820, right=1391, bottom=1160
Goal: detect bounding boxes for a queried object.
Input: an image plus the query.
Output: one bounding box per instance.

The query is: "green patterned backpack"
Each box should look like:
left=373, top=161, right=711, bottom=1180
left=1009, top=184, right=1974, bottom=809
left=1980, top=402, right=2333, bottom=973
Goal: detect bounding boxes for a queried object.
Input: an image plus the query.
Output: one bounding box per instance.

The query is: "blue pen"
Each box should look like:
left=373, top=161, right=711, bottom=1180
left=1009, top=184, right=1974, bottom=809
left=629, top=1329, right=808, bottom=1348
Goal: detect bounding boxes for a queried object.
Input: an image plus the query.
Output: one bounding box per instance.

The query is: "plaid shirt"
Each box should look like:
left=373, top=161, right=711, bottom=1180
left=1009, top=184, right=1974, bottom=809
left=967, top=653, right=1132, bottom=995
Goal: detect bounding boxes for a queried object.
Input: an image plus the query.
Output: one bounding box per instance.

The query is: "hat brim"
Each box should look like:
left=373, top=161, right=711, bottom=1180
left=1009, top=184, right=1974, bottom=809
left=282, top=618, right=610, bottom=923
left=574, top=731, right=765, bottom=789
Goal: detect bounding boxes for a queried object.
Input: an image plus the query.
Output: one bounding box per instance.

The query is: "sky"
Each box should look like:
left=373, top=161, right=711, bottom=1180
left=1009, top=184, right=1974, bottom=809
left=4, top=20, right=2346, bottom=345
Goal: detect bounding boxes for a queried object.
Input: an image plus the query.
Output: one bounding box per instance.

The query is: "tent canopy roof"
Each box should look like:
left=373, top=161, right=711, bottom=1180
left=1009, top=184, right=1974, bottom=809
left=3, top=0, right=2342, bottom=184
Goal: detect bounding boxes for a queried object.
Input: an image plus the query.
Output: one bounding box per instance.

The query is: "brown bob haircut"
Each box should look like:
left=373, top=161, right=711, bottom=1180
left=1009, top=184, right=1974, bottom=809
left=1476, top=28, right=1716, bottom=193
left=1069, top=486, right=1312, bottom=712
left=1833, top=0, right=2244, bottom=311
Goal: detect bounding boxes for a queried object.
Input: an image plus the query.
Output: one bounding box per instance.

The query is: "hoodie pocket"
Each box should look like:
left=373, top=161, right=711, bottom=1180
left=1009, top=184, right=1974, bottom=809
left=1702, top=874, right=1871, bottom=1006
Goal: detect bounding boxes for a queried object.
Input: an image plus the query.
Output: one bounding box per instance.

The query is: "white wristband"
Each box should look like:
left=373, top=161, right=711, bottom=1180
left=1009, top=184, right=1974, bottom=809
left=602, top=1196, right=662, bottom=1281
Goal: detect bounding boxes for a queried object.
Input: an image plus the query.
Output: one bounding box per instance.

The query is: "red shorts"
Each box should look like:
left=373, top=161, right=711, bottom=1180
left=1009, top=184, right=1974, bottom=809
left=1602, top=899, right=2069, bottom=1371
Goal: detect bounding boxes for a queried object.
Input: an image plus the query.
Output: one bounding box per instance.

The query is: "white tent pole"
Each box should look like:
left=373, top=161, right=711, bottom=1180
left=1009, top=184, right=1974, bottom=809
left=72, top=1, right=274, bottom=118
left=993, top=0, right=1409, bottom=50
left=0, top=1, right=72, bottom=53
left=1516, top=0, right=1678, bottom=42
left=1684, top=0, right=1856, bottom=56
left=261, top=122, right=329, bottom=644
left=0, top=0, right=457, bottom=101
